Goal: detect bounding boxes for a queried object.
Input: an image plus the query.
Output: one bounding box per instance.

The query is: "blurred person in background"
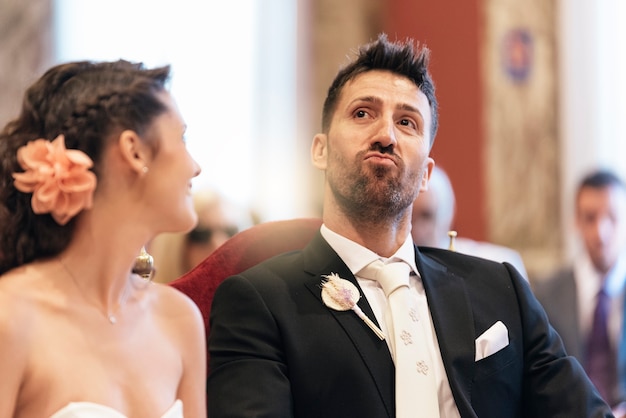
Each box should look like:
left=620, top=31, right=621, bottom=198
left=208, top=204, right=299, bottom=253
left=150, top=189, right=255, bottom=283
left=411, top=166, right=528, bottom=279
left=534, top=169, right=626, bottom=415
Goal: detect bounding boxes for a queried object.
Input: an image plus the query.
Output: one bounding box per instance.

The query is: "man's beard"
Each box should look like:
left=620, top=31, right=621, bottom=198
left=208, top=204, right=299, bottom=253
left=327, top=151, right=421, bottom=223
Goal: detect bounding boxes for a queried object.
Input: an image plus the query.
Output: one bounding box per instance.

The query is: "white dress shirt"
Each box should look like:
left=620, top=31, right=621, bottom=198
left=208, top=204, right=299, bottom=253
left=321, top=224, right=461, bottom=418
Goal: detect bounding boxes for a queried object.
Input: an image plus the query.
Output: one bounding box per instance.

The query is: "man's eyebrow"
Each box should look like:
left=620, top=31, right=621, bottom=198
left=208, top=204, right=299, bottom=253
left=397, top=103, right=422, bottom=116
left=348, top=96, right=381, bottom=106
left=347, top=96, right=423, bottom=118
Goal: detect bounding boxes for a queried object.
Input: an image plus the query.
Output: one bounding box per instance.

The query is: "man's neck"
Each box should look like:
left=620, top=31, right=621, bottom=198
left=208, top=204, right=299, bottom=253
left=322, top=213, right=412, bottom=258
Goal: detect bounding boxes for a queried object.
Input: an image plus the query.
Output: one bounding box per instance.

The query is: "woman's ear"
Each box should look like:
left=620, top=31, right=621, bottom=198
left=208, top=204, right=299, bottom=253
left=311, top=133, right=328, bottom=170
left=117, top=130, right=150, bottom=175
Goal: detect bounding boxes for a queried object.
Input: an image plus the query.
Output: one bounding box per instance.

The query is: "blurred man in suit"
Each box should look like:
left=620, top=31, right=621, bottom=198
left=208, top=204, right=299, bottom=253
left=535, top=169, right=626, bottom=415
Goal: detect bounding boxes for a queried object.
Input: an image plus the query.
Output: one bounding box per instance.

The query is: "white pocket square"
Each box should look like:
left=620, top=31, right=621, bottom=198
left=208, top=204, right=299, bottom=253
left=475, top=321, right=509, bottom=361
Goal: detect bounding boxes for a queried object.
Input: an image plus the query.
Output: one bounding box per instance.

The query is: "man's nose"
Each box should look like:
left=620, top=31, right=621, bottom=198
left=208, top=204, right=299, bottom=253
left=371, top=116, right=397, bottom=148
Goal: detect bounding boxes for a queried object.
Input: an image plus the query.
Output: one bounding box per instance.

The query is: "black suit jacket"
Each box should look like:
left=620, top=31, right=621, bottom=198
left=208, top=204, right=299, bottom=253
left=208, top=232, right=611, bottom=417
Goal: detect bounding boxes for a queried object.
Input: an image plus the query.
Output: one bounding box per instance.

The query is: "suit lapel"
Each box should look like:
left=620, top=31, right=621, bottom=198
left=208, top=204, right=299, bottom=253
left=415, top=248, right=476, bottom=413
left=302, top=233, right=395, bottom=417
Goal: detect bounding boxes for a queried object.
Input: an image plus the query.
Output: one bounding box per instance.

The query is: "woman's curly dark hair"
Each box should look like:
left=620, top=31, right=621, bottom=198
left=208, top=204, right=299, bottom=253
left=0, top=60, right=171, bottom=274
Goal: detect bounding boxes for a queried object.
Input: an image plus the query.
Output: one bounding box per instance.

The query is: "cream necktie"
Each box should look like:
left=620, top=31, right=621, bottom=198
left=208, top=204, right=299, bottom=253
left=360, top=259, right=440, bottom=418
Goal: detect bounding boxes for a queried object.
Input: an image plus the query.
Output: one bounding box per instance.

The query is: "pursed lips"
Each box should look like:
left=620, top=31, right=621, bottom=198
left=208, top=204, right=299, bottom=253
left=364, top=151, right=398, bottom=166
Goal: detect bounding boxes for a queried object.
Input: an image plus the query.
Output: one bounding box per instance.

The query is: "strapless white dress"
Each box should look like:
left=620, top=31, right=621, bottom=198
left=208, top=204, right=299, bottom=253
left=49, top=399, right=182, bottom=418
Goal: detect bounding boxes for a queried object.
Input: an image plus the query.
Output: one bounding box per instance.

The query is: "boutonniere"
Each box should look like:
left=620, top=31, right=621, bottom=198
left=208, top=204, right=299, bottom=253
left=321, top=273, right=385, bottom=340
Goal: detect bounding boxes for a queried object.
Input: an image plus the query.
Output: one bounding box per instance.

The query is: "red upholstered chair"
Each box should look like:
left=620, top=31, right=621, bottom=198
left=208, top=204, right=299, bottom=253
left=169, top=217, right=322, bottom=355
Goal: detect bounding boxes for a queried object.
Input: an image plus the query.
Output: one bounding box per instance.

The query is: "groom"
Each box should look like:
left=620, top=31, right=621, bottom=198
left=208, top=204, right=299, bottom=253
left=207, top=34, right=611, bottom=417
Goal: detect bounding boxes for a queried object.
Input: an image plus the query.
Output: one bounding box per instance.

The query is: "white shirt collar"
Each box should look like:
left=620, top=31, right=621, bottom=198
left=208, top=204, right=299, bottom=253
left=320, top=224, right=418, bottom=275
left=606, top=252, right=626, bottom=295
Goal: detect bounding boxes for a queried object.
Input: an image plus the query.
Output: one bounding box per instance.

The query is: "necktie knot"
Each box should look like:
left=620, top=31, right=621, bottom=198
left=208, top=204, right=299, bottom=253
left=360, top=259, right=411, bottom=297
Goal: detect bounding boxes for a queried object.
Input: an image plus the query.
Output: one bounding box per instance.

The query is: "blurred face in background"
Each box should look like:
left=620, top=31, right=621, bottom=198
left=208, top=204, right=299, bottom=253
left=183, top=194, right=253, bottom=271
left=411, top=167, right=455, bottom=248
left=411, top=187, right=440, bottom=247
left=576, top=184, right=626, bottom=275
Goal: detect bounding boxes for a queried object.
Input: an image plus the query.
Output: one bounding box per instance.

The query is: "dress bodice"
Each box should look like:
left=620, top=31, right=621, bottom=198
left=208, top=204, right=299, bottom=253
left=49, top=399, right=182, bottom=418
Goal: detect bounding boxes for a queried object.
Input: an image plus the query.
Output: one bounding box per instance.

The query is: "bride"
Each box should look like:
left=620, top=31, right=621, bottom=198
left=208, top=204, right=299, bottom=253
left=0, top=60, right=206, bottom=417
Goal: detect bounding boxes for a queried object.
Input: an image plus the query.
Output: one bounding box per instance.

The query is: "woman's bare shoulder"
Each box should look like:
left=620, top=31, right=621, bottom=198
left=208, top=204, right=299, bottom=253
left=0, top=260, right=70, bottom=336
left=0, top=264, right=46, bottom=362
left=0, top=264, right=43, bottom=324
left=148, top=281, right=203, bottom=324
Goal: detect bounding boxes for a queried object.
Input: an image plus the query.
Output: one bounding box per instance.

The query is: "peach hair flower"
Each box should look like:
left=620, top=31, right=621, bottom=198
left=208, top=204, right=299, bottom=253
left=12, top=135, right=97, bottom=225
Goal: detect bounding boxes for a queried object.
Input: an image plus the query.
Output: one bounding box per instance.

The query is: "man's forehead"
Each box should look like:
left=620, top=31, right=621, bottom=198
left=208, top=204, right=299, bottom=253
left=342, top=70, right=421, bottom=95
left=577, top=186, right=626, bottom=214
left=337, top=71, right=430, bottom=116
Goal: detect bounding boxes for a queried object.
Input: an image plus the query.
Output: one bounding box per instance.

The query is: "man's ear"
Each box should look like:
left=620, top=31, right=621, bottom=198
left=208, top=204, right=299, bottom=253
left=311, top=133, right=328, bottom=170
left=419, top=158, right=435, bottom=192
left=117, top=129, right=150, bottom=174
